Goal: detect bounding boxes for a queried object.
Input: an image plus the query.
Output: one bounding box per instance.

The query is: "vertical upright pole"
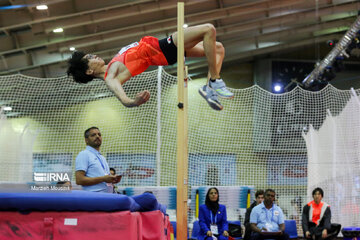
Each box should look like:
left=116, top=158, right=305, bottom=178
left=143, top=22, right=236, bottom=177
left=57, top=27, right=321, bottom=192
left=156, top=66, right=162, bottom=186
left=176, top=2, right=188, bottom=240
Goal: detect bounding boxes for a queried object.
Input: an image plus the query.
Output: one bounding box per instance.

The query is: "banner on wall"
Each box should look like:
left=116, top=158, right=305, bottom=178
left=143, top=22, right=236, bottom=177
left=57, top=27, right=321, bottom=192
left=33, top=153, right=73, bottom=172
left=189, top=154, right=237, bottom=186
left=267, top=154, right=307, bottom=185
left=107, top=153, right=156, bottom=186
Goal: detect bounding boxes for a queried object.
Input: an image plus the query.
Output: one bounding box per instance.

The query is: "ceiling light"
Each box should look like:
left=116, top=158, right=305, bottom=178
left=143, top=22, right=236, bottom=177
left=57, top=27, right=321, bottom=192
left=36, top=5, right=48, bottom=10
left=69, top=47, right=76, bottom=51
left=53, top=28, right=63, bottom=33
left=183, top=24, right=188, bottom=28
left=274, top=84, right=282, bottom=93
left=3, top=106, right=12, bottom=111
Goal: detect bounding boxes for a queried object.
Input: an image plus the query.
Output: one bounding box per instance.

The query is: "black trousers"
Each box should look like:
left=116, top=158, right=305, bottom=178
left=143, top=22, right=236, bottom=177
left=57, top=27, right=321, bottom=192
left=306, top=223, right=341, bottom=240
left=251, top=232, right=290, bottom=240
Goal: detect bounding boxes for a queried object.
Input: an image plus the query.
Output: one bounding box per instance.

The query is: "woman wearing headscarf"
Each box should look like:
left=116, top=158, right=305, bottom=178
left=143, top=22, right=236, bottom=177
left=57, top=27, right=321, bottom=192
left=198, top=187, right=229, bottom=240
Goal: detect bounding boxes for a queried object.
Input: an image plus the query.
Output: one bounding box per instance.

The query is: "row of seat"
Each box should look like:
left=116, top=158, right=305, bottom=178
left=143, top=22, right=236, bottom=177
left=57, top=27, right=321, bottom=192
left=171, top=219, right=298, bottom=240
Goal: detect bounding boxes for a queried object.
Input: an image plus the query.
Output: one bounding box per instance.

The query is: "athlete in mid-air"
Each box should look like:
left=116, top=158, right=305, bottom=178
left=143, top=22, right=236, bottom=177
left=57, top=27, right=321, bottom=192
left=67, top=23, right=234, bottom=110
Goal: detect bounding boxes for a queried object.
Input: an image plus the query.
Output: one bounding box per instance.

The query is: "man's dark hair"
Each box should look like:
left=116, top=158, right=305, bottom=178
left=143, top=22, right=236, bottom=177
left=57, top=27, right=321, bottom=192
left=67, top=51, right=94, bottom=84
left=255, top=189, right=265, bottom=198
left=84, top=127, right=99, bottom=138
left=312, top=187, right=324, bottom=197
left=265, top=189, right=275, bottom=195
left=110, top=167, right=116, bottom=174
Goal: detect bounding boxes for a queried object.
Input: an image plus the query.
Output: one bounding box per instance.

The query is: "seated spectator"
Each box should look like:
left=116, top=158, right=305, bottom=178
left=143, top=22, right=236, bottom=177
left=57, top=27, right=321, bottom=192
left=110, top=167, right=116, bottom=176
left=250, top=189, right=289, bottom=240
left=302, top=187, right=341, bottom=240
left=198, top=187, right=229, bottom=240
left=289, top=199, right=300, bottom=221
left=244, top=190, right=264, bottom=240
left=110, top=167, right=121, bottom=194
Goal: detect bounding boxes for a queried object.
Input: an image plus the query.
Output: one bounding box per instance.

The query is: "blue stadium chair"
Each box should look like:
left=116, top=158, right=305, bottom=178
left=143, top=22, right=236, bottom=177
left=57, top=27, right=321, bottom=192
left=171, top=221, right=177, bottom=239
left=170, top=221, right=189, bottom=239
left=284, top=219, right=298, bottom=239
left=190, top=220, right=201, bottom=239
left=229, top=220, right=241, bottom=225
left=228, top=220, right=243, bottom=239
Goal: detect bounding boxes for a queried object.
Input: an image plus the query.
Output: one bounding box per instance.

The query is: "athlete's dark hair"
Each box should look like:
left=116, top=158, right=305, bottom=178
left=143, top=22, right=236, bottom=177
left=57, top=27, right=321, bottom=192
left=67, top=51, right=94, bottom=84
left=312, top=187, right=324, bottom=197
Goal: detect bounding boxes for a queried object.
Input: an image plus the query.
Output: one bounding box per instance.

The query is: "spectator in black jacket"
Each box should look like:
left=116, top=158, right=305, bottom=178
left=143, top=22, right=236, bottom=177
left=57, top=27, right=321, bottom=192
left=244, top=190, right=264, bottom=240
left=302, top=187, right=341, bottom=240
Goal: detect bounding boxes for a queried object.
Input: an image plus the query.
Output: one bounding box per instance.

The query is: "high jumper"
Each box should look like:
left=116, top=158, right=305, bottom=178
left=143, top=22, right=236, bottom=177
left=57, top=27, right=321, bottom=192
left=67, top=24, right=234, bottom=110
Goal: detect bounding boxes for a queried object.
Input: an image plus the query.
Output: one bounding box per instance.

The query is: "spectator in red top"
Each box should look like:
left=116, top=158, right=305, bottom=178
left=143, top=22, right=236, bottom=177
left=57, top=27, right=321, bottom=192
left=302, top=187, right=341, bottom=240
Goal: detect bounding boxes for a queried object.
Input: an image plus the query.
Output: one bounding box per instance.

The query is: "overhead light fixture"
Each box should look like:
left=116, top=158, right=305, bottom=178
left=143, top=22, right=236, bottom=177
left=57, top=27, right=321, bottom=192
left=3, top=106, right=12, bottom=111
left=69, top=47, right=76, bottom=51
left=183, top=24, right=188, bottom=28
left=274, top=84, right=282, bottom=93
left=36, top=5, right=48, bottom=10
left=53, top=28, right=63, bottom=33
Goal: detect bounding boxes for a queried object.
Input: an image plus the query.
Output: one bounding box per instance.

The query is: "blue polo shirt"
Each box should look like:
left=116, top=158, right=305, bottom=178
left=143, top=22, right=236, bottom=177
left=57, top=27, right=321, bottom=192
left=250, top=202, right=285, bottom=232
left=75, top=146, right=111, bottom=193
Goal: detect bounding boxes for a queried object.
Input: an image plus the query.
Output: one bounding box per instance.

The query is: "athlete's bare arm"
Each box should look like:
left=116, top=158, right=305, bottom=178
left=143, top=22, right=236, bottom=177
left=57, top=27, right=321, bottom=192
left=104, top=62, right=150, bottom=107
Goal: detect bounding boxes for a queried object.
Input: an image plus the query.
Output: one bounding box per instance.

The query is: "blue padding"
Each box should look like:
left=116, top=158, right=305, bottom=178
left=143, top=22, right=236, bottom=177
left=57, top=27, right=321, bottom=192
left=0, top=190, right=165, bottom=213
left=132, top=192, right=157, bottom=211
left=132, top=192, right=167, bottom=214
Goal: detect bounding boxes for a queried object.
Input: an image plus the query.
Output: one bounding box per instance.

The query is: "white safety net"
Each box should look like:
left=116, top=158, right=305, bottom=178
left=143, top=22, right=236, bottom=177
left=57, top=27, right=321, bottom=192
left=0, top=69, right=359, bottom=229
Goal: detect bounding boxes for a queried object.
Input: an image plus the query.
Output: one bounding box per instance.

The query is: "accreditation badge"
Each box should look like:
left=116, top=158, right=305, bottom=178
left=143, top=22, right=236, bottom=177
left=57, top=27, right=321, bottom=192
left=210, top=224, right=218, bottom=235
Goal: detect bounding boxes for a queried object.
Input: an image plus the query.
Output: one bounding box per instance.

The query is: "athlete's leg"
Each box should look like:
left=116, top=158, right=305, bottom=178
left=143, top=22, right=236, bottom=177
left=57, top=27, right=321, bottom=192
left=186, top=41, right=225, bottom=80
left=172, top=24, right=219, bottom=79
left=172, top=24, right=233, bottom=108
left=188, top=42, right=225, bottom=110
left=187, top=41, right=233, bottom=99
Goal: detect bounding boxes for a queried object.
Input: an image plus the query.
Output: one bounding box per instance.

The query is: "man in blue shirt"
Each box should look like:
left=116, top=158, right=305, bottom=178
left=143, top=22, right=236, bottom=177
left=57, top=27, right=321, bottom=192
left=250, top=189, right=289, bottom=240
left=75, top=127, right=121, bottom=192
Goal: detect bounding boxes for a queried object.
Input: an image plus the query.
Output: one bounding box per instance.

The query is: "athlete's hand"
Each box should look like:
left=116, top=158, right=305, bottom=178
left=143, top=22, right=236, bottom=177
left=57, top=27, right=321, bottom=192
left=134, top=90, right=150, bottom=106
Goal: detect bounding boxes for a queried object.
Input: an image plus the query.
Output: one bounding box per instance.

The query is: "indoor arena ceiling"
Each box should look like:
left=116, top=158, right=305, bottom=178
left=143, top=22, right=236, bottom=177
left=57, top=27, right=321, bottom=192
left=0, top=0, right=359, bottom=78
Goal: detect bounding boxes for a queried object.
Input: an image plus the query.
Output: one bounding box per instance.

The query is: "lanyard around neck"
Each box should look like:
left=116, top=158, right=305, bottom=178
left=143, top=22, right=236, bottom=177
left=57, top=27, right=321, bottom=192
left=210, top=210, right=217, bottom=224
left=92, top=151, right=108, bottom=175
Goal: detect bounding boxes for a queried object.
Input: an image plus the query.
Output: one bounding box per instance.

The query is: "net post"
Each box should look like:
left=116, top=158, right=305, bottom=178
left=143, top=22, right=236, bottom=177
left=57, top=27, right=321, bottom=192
left=176, top=2, right=188, bottom=240
left=156, top=66, right=162, bottom=186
